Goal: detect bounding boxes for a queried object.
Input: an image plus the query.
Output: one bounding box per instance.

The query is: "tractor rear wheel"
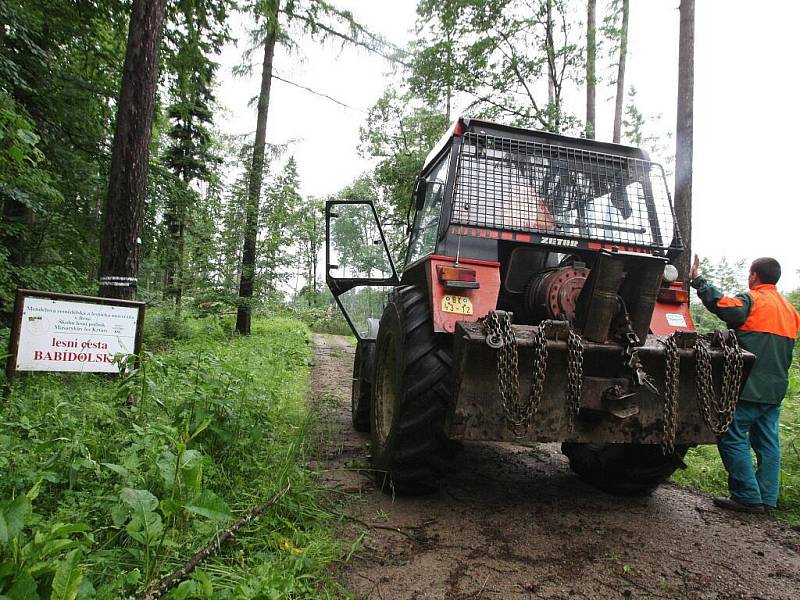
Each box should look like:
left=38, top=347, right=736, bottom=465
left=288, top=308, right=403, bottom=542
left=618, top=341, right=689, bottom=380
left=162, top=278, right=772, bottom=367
left=561, top=442, right=688, bottom=496
left=370, top=286, right=452, bottom=494
left=351, top=340, right=374, bottom=432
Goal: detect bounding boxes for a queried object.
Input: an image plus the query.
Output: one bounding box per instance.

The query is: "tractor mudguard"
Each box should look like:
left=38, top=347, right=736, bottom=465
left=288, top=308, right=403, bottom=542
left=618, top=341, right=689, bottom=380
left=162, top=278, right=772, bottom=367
left=424, top=255, right=501, bottom=334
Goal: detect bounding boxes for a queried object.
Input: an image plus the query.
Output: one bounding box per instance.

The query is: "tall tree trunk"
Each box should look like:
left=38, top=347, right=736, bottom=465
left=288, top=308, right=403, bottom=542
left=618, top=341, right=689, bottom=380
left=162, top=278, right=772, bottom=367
left=612, top=0, right=629, bottom=144
left=176, top=221, right=185, bottom=315
left=674, top=0, right=694, bottom=283
left=236, top=3, right=279, bottom=335
left=545, top=0, right=556, bottom=131
left=585, top=0, right=596, bottom=139
left=445, top=29, right=453, bottom=122
left=98, top=0, right=167, bottom=299
left=310, top=215, right=318, bottom=296
left=0, top=200, right=33, bottom=323
left=164, top=207, right=179, bottom=301
left=446, top=82, right=451, bottom=123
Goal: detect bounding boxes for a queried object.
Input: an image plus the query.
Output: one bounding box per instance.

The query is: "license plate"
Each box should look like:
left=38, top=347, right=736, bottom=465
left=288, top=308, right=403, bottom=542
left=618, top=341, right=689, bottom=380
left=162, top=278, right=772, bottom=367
left=441, top=294, right=473, bottom=315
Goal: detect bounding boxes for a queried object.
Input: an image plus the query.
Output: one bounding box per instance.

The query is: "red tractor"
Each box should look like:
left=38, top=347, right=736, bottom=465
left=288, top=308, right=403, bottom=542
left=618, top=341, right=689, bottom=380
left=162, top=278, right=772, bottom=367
left=326, top=118, right=752, bottom=496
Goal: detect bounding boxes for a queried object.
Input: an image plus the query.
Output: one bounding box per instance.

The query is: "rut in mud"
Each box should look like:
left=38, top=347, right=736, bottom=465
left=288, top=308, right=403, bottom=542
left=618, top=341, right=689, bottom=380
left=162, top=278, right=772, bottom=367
left=310, top=334, right=800, bottom=600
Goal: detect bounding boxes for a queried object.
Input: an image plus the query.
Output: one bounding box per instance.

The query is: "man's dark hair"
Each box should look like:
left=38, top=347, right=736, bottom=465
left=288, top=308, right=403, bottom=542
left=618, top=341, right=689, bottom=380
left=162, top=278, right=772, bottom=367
left=750, top=257, right=781, bottom=284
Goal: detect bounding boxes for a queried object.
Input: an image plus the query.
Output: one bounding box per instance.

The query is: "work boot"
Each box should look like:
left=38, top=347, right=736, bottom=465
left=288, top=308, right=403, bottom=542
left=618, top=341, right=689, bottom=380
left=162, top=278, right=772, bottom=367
left=712, top=497, right=764, bottom=514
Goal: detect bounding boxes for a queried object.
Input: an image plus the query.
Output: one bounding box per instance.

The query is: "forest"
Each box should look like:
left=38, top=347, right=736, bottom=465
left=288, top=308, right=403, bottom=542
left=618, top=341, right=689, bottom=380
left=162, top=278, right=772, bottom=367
left=1, top=0, right=798, bottom=598
left=0, top=0, right=686, bottom=331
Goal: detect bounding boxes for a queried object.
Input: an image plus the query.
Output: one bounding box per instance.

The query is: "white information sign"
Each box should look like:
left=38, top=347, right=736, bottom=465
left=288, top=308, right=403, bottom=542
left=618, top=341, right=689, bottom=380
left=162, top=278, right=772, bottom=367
left=16, top=297, right=140, bottom=372
left=666, top=312, right=688, bottom=328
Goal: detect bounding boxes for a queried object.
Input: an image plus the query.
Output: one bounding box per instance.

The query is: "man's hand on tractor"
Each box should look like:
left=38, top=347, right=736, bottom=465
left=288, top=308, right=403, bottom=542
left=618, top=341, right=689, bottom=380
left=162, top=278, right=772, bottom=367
left=690, top=254, right=700, bottom=281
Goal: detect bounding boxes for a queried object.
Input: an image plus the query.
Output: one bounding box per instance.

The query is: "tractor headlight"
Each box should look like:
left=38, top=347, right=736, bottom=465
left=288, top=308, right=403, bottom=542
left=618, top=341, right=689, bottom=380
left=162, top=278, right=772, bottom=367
left=663, top=264, right=679, bottom=283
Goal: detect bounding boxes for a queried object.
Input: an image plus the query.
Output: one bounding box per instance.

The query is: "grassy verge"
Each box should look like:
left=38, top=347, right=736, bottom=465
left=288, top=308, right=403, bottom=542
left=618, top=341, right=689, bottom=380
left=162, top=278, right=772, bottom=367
left=0, top=316, right=344, bottom=598
left=673, top=366, right=800, bottom=525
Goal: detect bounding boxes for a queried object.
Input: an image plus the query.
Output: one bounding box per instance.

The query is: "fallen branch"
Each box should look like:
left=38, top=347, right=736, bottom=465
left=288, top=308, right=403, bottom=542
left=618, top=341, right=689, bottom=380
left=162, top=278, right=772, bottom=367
left=342, top=514, right=423, bottom=543
left=139, top=483, right=291, bottom=600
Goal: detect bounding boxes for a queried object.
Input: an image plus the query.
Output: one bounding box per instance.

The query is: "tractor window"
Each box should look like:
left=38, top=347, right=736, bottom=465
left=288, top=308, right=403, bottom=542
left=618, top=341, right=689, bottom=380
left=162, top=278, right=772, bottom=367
left=407, top=155, right=450, bottom=264
left=585, top=181, right=667, bottom=247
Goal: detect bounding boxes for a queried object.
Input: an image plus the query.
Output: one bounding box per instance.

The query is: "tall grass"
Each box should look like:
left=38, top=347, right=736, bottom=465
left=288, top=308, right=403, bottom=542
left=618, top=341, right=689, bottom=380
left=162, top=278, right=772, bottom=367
left=0, top=315, right=344, bottom=598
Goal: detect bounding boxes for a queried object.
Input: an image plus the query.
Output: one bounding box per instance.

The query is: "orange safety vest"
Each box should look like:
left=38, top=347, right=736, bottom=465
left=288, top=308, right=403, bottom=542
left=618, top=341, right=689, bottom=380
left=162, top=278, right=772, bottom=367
left=738, top=284, right=800, bottom=339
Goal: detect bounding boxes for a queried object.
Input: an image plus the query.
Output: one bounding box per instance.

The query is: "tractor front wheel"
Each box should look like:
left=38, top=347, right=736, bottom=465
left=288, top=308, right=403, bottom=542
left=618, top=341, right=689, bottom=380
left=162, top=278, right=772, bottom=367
left=370, top=286, right=452, bottom=494
left=351, top=340, right=374, bottom=432
left=561, top=442, right=688, bottom=496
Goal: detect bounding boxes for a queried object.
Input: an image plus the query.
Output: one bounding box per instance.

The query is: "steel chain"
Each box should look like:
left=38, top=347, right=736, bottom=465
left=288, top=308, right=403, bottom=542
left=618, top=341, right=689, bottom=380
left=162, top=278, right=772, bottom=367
left=565, top=327, right=584, bottom=426
left=694, top=330, right=744, bottom=436
left=694, top=336, right=716, bottom=429
left=481, top=312, right=526, bottom=437
left=482, top=312, right=584, bottom=436
left=526, top=321, right=548, bottom=430
left=619, top=305, right=659, bottom=395
left=660, top=334, right=680, bottom=454
left=720, top=331, right=744, bottom=432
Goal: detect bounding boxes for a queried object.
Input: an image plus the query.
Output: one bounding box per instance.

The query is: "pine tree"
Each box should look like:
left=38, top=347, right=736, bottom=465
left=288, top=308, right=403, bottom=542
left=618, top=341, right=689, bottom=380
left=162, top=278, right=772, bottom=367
left=674, top=0, right=695, bottom=283
left=99, top=0, right=168, bottom=300
left=585, top=0, right=596, bottom=138
left=611, top=0, right=629, bottom=144
left=236, top=0, right=279, bottom=334
left=258, top=156, right=301, bottom=297
left=235, top=0, right=396, bottom=334
left=162, top=0, right=229, bottom=314
left=293, top=196, right=324, bottom=300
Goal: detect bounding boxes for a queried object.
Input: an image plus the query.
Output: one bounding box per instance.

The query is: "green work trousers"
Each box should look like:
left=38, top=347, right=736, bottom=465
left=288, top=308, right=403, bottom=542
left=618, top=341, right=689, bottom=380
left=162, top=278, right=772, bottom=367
left=718, top=400, right=782, bottom=508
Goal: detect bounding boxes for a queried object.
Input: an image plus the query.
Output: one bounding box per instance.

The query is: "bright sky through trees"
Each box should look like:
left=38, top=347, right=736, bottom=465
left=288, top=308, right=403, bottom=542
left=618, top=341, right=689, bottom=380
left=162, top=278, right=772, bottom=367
left=216, top=0, right=800, bottom=289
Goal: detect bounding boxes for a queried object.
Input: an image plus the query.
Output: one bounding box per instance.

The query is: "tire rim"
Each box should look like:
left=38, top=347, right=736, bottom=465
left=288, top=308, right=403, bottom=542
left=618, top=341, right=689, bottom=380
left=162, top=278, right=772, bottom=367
left=375, top=333, right=396, bottom=445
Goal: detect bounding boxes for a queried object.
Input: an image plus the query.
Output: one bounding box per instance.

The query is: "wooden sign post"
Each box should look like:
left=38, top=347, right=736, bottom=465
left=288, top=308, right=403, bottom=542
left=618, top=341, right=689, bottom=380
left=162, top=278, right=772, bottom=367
left=4, top=289, right=145, bottom=397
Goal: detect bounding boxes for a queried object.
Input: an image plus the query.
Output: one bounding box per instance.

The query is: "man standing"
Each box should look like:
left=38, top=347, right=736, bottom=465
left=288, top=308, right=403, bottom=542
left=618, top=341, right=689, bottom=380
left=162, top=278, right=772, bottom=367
left=690, top=256, right=800, bottom=513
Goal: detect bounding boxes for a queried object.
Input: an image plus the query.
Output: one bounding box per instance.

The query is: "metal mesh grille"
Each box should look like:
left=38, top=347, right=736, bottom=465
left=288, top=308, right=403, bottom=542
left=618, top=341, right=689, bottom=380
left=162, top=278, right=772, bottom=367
left=451, top=132, right=679, bottom=251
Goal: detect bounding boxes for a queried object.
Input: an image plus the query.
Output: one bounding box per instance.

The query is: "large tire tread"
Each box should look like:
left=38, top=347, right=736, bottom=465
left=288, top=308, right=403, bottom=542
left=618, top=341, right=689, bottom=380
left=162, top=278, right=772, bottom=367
left=371, top=285, right=453, bottom=494
left=351, top=341, right=374, bottom=432
left=561, top=442, right=688, bottom=496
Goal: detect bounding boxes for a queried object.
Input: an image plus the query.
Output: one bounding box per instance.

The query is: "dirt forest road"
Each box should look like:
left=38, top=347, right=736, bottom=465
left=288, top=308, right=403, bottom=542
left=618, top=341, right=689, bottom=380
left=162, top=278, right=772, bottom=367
left=310, top=334, right=800, bottom=600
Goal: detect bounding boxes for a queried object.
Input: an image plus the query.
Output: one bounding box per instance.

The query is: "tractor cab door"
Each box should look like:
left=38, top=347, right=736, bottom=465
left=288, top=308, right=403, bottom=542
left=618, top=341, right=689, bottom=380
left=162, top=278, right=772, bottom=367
left=326, top=200, right=399, bottom=340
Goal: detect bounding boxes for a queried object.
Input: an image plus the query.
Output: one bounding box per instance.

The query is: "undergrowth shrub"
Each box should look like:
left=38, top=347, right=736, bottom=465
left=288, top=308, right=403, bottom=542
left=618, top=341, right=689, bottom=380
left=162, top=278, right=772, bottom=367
left=0, top=315, right=341, bottom=598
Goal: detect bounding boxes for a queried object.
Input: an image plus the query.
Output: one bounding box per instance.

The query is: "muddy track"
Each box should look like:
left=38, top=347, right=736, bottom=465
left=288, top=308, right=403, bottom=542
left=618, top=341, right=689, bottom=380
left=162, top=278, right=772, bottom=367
left=310, top=334, right=800, bottom=599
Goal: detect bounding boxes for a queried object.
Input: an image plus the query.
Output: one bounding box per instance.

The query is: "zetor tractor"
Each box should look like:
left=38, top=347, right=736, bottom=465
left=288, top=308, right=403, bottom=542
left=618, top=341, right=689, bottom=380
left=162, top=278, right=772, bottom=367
left=326, top=118, right=753, bottom=496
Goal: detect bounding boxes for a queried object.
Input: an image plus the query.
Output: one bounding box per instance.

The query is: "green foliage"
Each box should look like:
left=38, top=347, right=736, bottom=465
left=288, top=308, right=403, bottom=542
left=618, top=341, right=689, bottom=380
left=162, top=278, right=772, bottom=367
left=0, top=0, right=129, bottom=314
left=0, top=316, right=344, bottom=597
left=356, top=88, right=448, bottom=264
left=622, top=86, right=672, bottom=169
left=292, top=196, right=325, bottom=297
left=259, top=157, right=303, bottom=294
left=0, top=485, right=93, bottom=599
left=0, top=90, right=66, bottom=314
left=411, top=0, right=583, bottom=133
left=690, top=256, right=749, bottom=333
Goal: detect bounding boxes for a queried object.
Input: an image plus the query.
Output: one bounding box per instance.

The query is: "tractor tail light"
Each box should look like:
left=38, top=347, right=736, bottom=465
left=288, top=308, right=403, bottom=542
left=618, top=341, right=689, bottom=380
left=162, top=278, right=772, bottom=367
left=437, top=265, right=479, bottom=289
left=658, top=284, right=689, bottom=304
